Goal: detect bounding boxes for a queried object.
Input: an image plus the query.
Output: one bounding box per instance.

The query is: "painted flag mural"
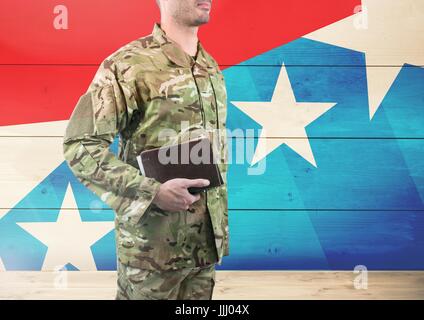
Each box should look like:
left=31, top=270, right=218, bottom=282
left=0, top=0, right=423, bottom=271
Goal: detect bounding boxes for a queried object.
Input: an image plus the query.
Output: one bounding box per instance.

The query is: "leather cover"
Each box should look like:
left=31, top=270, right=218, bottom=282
left=136, top=137, right=223, bottom=194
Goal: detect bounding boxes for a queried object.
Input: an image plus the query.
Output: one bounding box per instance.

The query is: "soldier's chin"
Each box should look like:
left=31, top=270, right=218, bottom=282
left=192, top=15, right=210, bottom=26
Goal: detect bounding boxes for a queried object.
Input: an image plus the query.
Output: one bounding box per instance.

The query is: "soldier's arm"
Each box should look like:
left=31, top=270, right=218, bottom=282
left=219, top=89, right=229, bottom=213
left=221, top=124, right=228, bottom=186
left=220, top=75, right=229, bottom=187
left=63, top=59, right=161, bottom=225
left=221, top=75, right=229, bottom=214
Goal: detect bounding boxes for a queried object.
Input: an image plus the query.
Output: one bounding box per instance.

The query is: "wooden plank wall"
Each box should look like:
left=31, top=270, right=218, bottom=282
left=1, top=0, right=424, bottom=273
left=1, top=271, right=424, bottom=300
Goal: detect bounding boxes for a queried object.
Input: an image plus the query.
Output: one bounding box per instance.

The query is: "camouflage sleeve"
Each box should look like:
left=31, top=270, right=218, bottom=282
left=221, top=118, right=228, bottom=186
left=221, top=123, right=229, bottom=216
left=220, top=77, right=229, bottom=213
left=62, top=59, right=162, bottom=225
left=220, top=72, right=229, bottom=186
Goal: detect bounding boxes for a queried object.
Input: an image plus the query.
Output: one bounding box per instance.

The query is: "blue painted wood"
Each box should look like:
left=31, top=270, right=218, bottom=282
left=2, top=35, right=424, bottom=270
left=5, top=136, right=424, bottom=211
left=227, top=138, right=424, bottom=210
left=219, top=210, right=424, bottom=270
left=2, top=206, right=423, bottom=270
left=225, top=45, right=424, bottom=138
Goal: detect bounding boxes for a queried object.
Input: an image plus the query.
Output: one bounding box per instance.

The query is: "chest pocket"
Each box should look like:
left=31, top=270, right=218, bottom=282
left=149, top=69, right=203, bottom=120
left=135, top=68, right=205, bottom=147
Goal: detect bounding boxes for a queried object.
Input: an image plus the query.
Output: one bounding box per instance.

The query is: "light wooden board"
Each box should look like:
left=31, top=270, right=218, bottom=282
left=0, top=271, right=423, bottom=300
left=1, top=136, right=423, bottom=210
left=1, top=1, right=423, bottom=273
left=2, top=64, right=424, bottom=134
left=1, top=209, right=423, bottom=270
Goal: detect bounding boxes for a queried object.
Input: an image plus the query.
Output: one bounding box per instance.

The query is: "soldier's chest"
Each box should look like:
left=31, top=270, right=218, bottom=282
left=133, top=64, right=226, bottom=148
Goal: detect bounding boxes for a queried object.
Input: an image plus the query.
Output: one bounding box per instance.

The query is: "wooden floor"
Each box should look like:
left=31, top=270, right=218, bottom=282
left=1, top=271, right=423, bottom=300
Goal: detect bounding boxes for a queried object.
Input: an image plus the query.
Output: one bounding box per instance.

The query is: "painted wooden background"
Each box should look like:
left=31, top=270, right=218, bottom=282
left=1, top=0, right=423, bottom=271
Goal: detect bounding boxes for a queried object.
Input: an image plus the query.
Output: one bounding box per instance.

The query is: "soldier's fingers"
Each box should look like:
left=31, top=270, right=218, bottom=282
left=185, top=179, right=210, bottom=188
left=191, top=193, right=201, bottom=203
left=178, top=197, right=189, bottom=207
left=177, top=196, right=190, bottom=210
left=172, top=178, right=192, bottom=188
left=181, top=190, right=198, bottom=204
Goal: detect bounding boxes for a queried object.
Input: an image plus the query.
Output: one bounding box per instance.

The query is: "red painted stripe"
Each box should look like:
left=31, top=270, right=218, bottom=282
left=0, top=0, right=360, bottom=65
left=0, top=0, right=360, bottom=126
left=0, top=66, right=97, bottom=126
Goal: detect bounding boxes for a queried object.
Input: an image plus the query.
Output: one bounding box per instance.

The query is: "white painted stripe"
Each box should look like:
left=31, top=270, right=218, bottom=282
left=0, top=120, right=68, bottom=136
left=0, top=134, right=66, bottom=209
left=0, top=257, right=5, bottom=271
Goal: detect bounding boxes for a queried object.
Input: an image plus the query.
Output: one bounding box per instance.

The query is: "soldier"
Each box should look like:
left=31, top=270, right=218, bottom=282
left=63, top=0, right=228, bottom=300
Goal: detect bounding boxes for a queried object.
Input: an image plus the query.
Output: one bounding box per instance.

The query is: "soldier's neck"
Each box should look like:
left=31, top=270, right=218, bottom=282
left=159, top=20, right=199, bottom=57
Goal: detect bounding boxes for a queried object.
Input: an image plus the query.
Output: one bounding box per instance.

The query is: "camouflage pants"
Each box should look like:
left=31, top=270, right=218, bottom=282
left=115, top=260, right=216, bottom=300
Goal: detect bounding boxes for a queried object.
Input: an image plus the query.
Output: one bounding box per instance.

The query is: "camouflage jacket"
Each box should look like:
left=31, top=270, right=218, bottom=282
left=63, top=22, right=229, bottom=271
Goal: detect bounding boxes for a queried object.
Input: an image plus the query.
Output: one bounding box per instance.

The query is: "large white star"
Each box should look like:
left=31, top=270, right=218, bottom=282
left=17, top=183, right=114, bottom=271
left=305, top=0, right=424, bottom=120
left=231, top=64, right=336, bottom=167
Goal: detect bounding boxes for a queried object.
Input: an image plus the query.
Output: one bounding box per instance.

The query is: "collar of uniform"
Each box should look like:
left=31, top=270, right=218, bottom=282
left=152, top=22, right=210, bottom=69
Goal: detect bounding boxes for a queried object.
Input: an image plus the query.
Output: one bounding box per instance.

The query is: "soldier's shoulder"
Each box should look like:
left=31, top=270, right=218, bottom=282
left=90, top=33, right=161, bottom=88
left=107, top=33, right=160, bottom=63
left=201, top=46, right=221, bottom=72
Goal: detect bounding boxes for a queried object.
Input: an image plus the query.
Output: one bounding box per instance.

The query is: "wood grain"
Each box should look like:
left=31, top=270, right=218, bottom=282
left=0, top=271, right=422, bottom=300
left=0, top=135, right=422, bottom=210
left=0, top=1, right=422, bottom=272
left=0, top=0, right=360, bottom=65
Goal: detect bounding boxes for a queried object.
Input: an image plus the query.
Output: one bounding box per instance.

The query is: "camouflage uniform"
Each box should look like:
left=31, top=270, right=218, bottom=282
left=63, top=22, right=228, bottom=299
left=116, top=259, right=216, bottom=300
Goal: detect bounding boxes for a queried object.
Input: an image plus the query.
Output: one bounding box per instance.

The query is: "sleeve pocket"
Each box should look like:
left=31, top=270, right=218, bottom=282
left=64, top=85, right=118, bottom=143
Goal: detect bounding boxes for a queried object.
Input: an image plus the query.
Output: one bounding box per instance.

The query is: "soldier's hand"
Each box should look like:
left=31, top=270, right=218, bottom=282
left=152, top=178, right=210, bottom=212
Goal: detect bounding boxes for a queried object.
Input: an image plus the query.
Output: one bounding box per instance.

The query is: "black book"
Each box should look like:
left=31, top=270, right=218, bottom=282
left=136, top=137, right=223, bottom=194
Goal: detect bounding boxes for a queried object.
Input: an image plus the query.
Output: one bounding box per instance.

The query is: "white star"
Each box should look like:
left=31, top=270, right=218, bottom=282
left=231, top=64, right=336, bottom=167
left=305, top=0, right=424, bottom=120
left=17, top=183, right=114, bottom=271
